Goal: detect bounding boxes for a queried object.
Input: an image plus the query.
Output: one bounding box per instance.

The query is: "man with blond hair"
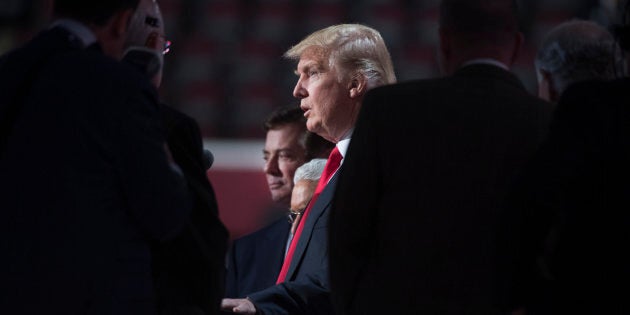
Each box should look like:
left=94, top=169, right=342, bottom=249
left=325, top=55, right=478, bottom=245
left=222, top=23, right=396, bottom=315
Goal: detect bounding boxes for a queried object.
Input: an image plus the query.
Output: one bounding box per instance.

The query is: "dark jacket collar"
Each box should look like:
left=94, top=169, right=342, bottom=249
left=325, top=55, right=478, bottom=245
left=454, top=63, right=526, bottom=91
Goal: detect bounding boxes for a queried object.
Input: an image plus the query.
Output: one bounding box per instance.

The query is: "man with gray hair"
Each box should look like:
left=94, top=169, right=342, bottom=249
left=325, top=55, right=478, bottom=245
left=288, top=158, right=327, bottom=238
left=222, top=23, right=396, bottom=314
left=0, top=0, right=192, bottom=313
left=536, top=19, right=622, bottom=103
left=121, top=1, right=229, bottom=314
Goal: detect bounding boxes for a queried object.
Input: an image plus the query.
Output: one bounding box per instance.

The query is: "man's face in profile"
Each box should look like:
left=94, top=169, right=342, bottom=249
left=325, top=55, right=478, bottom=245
left=292, top=47, right=354, bottom=142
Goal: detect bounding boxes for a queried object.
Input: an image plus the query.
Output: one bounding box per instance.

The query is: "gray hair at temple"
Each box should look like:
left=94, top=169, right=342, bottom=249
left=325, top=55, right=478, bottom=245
left=294, top=159, right=327, bottom=183
left=536, top=19, right=622, bottom=96
left=284, top=24, right=397, bottom=89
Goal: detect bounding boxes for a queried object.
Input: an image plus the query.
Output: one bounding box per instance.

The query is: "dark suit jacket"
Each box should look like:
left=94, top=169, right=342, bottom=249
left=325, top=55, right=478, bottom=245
left=225, top=217, right=290, bottom=298
left=0, top=27, right=191, bottom=314
left=501, top=79, right=630, bottom=314
left=330, top=64, right=553, bottom=315
left=153, top=105, right=228, bottom=315
left=246, top=176, right=338, bottom=315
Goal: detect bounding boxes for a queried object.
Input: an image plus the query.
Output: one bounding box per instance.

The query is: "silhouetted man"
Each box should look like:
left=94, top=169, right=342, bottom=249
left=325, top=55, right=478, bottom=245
left=330, top=1, right=552, bottom=314
left=0, top=1, right=191, bottom=313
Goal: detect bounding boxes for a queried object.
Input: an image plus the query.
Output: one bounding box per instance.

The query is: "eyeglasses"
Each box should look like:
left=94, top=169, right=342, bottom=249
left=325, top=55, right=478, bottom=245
left=156, top=34, right=171, bottom=55
left=287, top=209, right=304, bottom=224
left=162, top=38, right=171, bottom=55
left=145, top=32, right=172, bottom=55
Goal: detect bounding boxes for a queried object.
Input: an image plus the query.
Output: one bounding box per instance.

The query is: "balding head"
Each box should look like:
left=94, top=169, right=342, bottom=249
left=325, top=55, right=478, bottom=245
left=55, top=0, right=141, bottom=59
left=536, top=20, right=621, bottom=102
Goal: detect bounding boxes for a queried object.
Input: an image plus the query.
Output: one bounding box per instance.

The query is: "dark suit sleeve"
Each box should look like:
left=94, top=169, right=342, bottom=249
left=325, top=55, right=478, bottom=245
left=225, top=242, right=239, bottom=298
left=247, top=267, right=331, bottom=315
left=245, top=208, right=332, bottom=314
left=161, top=105, right=212, bottom=189
left=152, top=104, right=228, bottom=314
left=329, top=90, right=384, bottom=315
left=497, top=82, right=597, bottom=310
left=117, top=84, right=191, bottom=241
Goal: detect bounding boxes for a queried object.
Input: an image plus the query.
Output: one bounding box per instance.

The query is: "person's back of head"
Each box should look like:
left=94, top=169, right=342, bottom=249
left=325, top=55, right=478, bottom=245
left=613, top=0, right=630, bottom=52
left=54, top=0, right=141, bottom=59
left=438, top=0, right=522, bottom=74
left=54, top=0, right=140, bottom=26
left=536, top=20, right=621, bottom=102
left=264, top=106, right=307, bottom=133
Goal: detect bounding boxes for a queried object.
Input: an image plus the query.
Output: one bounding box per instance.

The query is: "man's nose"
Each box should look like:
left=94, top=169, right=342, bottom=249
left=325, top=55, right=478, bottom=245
left=293, top=78, right=307, bottom=99
left=264, top=156, right=280, bottom=175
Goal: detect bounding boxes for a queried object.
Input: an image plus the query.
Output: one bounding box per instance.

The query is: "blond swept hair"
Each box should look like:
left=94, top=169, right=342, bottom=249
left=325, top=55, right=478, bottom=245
left=285, top=24, right=397, bottom=89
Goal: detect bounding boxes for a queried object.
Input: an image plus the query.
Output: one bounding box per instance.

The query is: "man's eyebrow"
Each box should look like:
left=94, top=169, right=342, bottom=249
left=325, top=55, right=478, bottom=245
left=294, top=62, right=321, bottom=75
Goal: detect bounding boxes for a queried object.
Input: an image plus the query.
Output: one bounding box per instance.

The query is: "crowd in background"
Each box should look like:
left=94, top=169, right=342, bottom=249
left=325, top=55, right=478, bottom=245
left=0, top=0, right=621, bottom=138
left=1, top=0, right=629, bottom=314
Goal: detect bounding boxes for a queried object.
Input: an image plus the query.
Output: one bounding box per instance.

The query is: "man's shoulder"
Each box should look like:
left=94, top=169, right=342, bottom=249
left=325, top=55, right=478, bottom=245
left=59, top=49, right=149, bottom=88
left=160, top=104, right=199, bottom=133
left=233, top=218, right=290, bottom=247
left=361, top=78, right=450, bottom=115
left=556, top=79, right=630, bottom=123
left=368, top=77, right=445, bottom=96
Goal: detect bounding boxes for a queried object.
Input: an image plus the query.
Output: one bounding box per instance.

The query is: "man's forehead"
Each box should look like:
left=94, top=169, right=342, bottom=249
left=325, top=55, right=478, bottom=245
left=294, top=179, right=318, bottom=191
left=297, top=46, right=329, bottom=68
left=266, top=126, right=306, bottom=146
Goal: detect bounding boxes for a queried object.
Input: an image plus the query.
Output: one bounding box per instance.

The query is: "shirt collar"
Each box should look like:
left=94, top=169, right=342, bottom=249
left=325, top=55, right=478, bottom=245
left=336, top=138, right=351, bottom=159
left=461, top=58, right=509, bottom=71
left=50, top=19, right=97, bottom=47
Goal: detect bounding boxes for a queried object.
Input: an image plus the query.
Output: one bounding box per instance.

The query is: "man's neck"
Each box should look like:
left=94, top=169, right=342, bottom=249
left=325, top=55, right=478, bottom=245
left=460, top=58, right=509, bottom=71
left=50, top=19, right=97, bottom=47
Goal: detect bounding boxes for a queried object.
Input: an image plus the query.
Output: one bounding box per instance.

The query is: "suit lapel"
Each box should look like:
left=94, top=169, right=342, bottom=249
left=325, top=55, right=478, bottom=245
left=286, top=173, right=339, bottom=279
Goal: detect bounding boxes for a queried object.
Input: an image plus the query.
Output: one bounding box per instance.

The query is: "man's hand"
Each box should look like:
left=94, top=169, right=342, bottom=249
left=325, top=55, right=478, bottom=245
left=221, top=298, right=257, bottom=314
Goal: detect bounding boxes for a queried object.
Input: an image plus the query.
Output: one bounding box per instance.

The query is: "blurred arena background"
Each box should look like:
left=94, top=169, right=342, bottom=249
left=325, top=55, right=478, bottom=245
left=0, top=0, right=620, bottom=238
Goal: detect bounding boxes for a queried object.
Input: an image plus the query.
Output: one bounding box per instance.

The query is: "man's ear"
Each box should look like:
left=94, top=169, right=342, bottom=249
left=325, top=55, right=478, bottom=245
left=537, top=69, right=558, bottom=103
left=110, top=8, right=135, bottom=39
left=508, top=32, right=525, bottom=67
left=349, top=73, right=368, bottom=99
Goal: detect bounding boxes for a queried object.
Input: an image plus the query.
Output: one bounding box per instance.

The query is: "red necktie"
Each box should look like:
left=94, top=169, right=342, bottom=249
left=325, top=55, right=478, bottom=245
left=276, top=147, right=342, bottom=283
